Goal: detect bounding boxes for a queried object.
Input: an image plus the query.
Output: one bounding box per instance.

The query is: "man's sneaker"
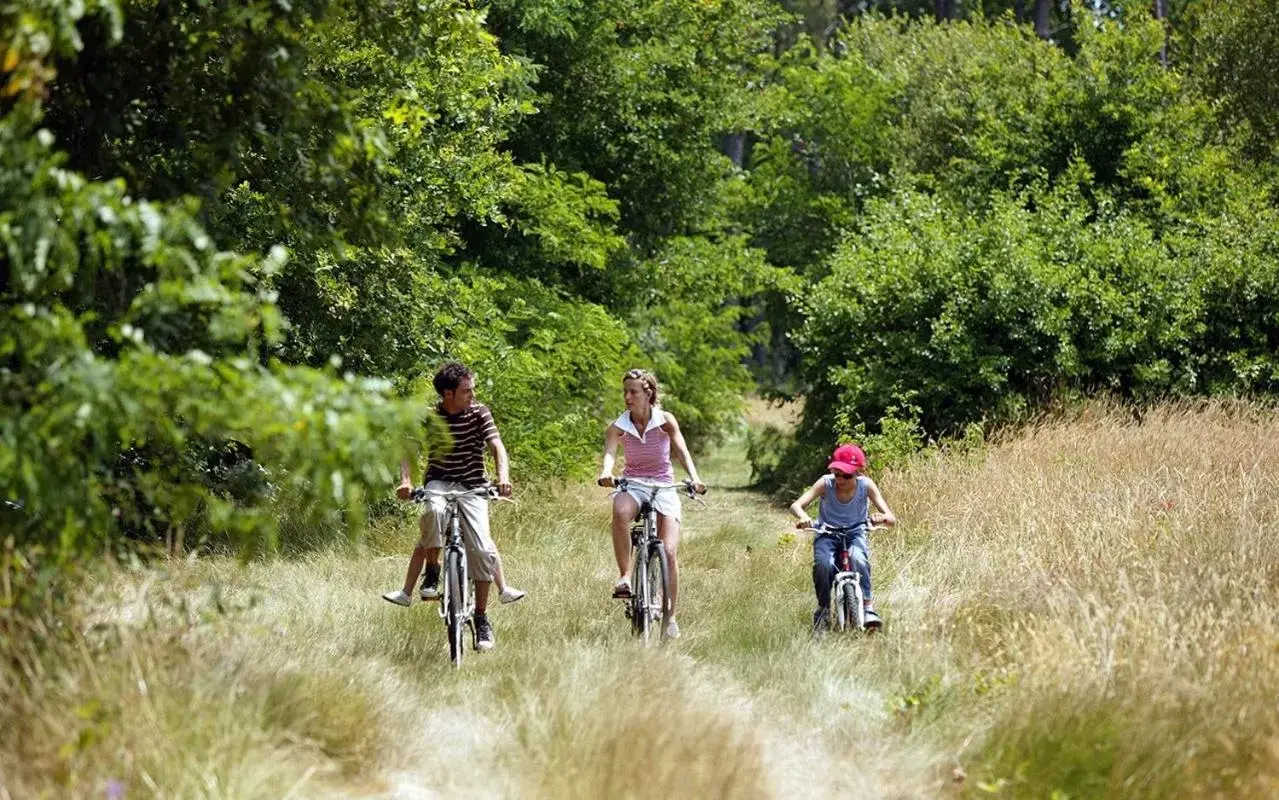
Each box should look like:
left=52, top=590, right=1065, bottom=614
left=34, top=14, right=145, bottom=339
left=419, top=564, right=441, bottom=601
left=612, top=577, right=633, bottom=599
left=664, top=617, right=681, bottom=640
left=812, top=607, right=830, bottom=638
left=499, top=587, right=527, bottom=605
left=863, top=607, right=883, bottom=631
left=474, top=615, right=495, bottom=651
left=382, top=590, right=411, bottom=607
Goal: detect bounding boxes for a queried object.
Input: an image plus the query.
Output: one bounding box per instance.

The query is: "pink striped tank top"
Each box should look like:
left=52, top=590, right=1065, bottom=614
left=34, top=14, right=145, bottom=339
left=617, top=408, right=675, bottom=483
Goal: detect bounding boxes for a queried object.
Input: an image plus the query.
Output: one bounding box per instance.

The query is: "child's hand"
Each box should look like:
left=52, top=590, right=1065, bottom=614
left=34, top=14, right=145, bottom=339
left=795, top=518, right=813, bottom=530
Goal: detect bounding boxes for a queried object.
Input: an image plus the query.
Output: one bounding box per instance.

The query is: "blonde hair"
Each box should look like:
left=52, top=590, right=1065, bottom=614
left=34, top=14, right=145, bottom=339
left=623, top=369, right=660, bottom=406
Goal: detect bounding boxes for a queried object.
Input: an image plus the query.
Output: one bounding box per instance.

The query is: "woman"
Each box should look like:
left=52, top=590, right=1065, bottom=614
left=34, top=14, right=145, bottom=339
left=597, top=369, right=706, bottom=640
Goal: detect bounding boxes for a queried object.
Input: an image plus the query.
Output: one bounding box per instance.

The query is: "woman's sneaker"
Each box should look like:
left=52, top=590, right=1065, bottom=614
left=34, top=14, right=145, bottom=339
left=499, top=587, right=527, bottom=604
left=612, top=577, right=633, bottom=599
left=382, top=590, right=411, bottom=607
left=474, top=615, right=495, bottom=651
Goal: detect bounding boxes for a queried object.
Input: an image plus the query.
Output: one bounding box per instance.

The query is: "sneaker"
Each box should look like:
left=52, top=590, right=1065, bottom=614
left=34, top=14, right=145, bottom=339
left=812, top=607, right=830, bottom=638
left=382, top=590, right=411, bottom=607
left=419, top=564, right=441, bottom=601
left=612, top=577, right=633, bottom=599
left=474, top=614, right=495, bottom=651
left=863, top=608, right=883, bottom=631
left=499, top=587, right=527, bottom=605
left=664, top=617, right=681, bottom=640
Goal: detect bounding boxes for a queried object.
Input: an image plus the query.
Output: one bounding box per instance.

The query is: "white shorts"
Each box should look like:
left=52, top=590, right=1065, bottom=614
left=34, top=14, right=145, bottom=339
left=621, top=483, right=682, bottom=522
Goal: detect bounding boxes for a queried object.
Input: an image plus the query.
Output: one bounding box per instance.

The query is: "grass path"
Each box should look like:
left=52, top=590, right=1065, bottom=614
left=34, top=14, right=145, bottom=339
left=11, top=401, right=1279, bottom=797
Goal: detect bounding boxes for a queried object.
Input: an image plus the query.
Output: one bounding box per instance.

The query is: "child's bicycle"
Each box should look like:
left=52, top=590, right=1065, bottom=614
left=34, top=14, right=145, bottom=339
left=409, top=484, right=505, bottom=667
left=606, top=477, right=705, bottom=644
left=800, top=519, right=885, bottom=634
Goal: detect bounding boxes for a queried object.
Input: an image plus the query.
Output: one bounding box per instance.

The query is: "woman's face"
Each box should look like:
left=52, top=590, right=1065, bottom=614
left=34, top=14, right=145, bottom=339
left=623, top=378, right=650, bottom=412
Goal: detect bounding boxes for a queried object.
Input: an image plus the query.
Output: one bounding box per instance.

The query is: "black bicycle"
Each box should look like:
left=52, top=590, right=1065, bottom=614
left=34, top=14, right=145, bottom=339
left=410, top=485, right=502, bottom=667
left=607, top=477, right=704, bottom=644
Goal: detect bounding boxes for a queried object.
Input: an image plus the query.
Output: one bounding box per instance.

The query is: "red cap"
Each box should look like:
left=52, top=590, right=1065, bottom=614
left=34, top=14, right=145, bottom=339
left=828, top=444, right=865, bottom=474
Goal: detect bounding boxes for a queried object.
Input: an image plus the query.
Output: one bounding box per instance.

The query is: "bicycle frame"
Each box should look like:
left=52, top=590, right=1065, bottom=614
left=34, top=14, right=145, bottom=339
left=810, top=521, right=870, bottom=633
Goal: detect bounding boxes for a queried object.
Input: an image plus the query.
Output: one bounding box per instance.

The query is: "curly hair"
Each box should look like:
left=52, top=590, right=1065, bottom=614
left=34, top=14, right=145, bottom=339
left=623, top=368, right=660, bottom=406
left=433, top=361, right=473, bottom=396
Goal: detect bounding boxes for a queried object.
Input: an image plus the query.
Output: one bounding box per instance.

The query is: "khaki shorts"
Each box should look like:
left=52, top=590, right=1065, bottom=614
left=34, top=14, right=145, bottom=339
left=417, top=480, right=499, bottom=582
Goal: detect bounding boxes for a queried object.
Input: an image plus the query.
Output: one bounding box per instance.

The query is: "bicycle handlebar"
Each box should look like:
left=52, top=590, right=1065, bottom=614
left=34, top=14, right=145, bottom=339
left=800, top=519, right=887, bottom=534
left=605, top=477, right=707, bottom=501
left=409, top=485, right=503, bottom=503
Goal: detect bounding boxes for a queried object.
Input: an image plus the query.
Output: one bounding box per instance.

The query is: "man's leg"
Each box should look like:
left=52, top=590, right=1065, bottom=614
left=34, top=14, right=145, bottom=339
left=457, top=491, right=501, bottom=649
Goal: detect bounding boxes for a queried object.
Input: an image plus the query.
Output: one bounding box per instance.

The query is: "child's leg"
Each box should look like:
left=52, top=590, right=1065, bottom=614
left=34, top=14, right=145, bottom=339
left=850, top=533, right=872, bottom=606
left=811, top=534, right=838, bottom=609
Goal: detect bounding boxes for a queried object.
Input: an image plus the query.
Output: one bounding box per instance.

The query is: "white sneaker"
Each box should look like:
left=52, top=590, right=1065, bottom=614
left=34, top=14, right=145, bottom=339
left=382, top=590, right=411, bottom=607
left=420, top=583, right=440, bottom=601
left=664, top=618, right=681, bottom=640
left=499, top=587, right=527, bottom=605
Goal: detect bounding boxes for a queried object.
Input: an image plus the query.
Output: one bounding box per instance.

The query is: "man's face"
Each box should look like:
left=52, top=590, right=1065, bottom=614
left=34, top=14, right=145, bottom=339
left=443, top=375, right=475, bottom=413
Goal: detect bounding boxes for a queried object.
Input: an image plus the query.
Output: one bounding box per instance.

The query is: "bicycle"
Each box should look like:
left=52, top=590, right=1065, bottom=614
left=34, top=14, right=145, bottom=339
left=800, top=519, right=885, bottom=634
left=409, top=484, right=503, bottom=667
left=606, top=477, right=705, bottom=644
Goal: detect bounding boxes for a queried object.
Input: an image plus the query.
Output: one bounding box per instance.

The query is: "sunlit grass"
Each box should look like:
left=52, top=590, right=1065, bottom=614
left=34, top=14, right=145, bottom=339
left=5, top=400, right=1279, bottom=797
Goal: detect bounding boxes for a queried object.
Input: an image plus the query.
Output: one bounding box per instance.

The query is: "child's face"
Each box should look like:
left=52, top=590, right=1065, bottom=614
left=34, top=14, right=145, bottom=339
left=832, top=469, right=857, bottom=484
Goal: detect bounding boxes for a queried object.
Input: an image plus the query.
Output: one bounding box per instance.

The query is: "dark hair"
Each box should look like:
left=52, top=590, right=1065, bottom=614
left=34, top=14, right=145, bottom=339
left=623, top=368, right=660, bottom=405
left=433, top=362, right=473, bottom=396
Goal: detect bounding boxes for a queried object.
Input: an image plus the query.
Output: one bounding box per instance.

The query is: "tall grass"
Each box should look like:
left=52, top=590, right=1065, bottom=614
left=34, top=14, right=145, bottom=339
left=4, top=401, right=1279, bottom=797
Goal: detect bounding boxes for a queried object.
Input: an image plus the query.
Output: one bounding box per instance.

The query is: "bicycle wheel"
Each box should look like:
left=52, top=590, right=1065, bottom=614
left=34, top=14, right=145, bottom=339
left=647, top=541, right=671, bottom=643
left=832, top=578, right=849, bottom=632
left=445, top=549, right=466, bottom=667
left=630, top=544, right=648, bottom=639
left=842, top=582, right=861, bottom=632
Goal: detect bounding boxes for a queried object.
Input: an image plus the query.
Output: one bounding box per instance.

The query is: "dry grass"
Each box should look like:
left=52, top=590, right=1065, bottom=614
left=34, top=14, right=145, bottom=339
left=4, top=400, right=1279, bottom=798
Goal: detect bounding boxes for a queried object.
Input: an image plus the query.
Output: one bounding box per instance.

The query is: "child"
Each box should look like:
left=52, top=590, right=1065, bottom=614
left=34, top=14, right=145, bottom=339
left=789, top=444, right=896, bottom=633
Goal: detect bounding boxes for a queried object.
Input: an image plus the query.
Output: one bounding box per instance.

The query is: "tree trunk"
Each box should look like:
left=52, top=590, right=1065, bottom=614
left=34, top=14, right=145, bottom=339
left=934, top=0, right=957, bottom=21
left=1033, top=0, right=1051, bottom=39
left=1153, top=0, right=1169, bottom=67
left=1014, top=0, right=1026, bottom=24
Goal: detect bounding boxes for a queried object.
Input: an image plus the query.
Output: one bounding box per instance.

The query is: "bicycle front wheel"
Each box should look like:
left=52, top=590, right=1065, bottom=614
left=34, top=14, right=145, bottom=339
left=841, top=582, right=861, bottom=632
left=647, top=542, right=671, bottom=643
left=445, top=549, right=466, bottom=667
left=630, top=545, right=648, bottom=639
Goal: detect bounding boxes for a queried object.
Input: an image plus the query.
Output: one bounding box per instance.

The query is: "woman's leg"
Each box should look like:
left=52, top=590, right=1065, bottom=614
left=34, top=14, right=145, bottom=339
left=657, top=513, right=681, bottom=616
left=612, top=492, right=639, bottom=582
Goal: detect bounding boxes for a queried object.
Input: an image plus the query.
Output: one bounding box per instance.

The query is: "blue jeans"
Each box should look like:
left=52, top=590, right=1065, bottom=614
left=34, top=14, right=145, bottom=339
left=812, top=529, right=871, bottom=609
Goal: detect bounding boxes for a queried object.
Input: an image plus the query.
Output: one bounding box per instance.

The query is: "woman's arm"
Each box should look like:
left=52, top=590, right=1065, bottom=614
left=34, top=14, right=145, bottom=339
left=663, top=413, right=704, bottom=491
left=789, top=478, right=827, bottom=528
left=597, top=424, right=623, bottom=486
left=866, top=478, right=897, bottom=526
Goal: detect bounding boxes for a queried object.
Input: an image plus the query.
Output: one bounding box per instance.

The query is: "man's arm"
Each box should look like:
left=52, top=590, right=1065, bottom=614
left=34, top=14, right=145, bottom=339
left=597, top=424, right=623, bottom=486
left=487, top=437, right=513, bottom=497
left=789, top=478, right=827, bottom=528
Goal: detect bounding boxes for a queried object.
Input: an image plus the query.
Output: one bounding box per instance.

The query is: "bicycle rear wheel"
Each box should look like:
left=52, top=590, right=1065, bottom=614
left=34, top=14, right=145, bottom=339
left=445, top=549, right=466, bottom=667
left=647, top=542, right=671, bottom=643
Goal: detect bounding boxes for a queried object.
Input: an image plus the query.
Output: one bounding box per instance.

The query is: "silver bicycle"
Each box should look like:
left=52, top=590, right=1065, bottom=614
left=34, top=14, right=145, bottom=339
left=608, top=477, right=704, bottom=644
left=410, top=484, right=501, bottom=667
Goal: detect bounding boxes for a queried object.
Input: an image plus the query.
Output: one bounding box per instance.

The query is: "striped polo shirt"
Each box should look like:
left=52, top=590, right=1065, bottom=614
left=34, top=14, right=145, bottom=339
left=424, top=402, right=500, bottom=488
left=616, top=408, right=675, bottom=483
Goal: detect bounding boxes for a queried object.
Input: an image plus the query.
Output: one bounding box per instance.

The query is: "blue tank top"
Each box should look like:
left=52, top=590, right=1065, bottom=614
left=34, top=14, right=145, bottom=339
left=817, top=475, right=870, bottom=530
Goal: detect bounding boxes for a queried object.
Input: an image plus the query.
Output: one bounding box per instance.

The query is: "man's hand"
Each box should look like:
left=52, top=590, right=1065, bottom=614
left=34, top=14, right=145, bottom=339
left=597, top=474, right=615, bottom=488
left=396, top=482, right=412, bottom=501
left=497, top=479, right=513, bottom=498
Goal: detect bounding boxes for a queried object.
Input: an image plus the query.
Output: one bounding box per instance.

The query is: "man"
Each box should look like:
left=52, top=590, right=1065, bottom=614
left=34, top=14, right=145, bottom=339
left=382, top=362, right=526, bottom=651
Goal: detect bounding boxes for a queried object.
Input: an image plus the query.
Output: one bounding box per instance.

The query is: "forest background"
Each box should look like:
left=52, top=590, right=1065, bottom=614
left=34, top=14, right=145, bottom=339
left=3, top=0, right=1277, bottom=601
